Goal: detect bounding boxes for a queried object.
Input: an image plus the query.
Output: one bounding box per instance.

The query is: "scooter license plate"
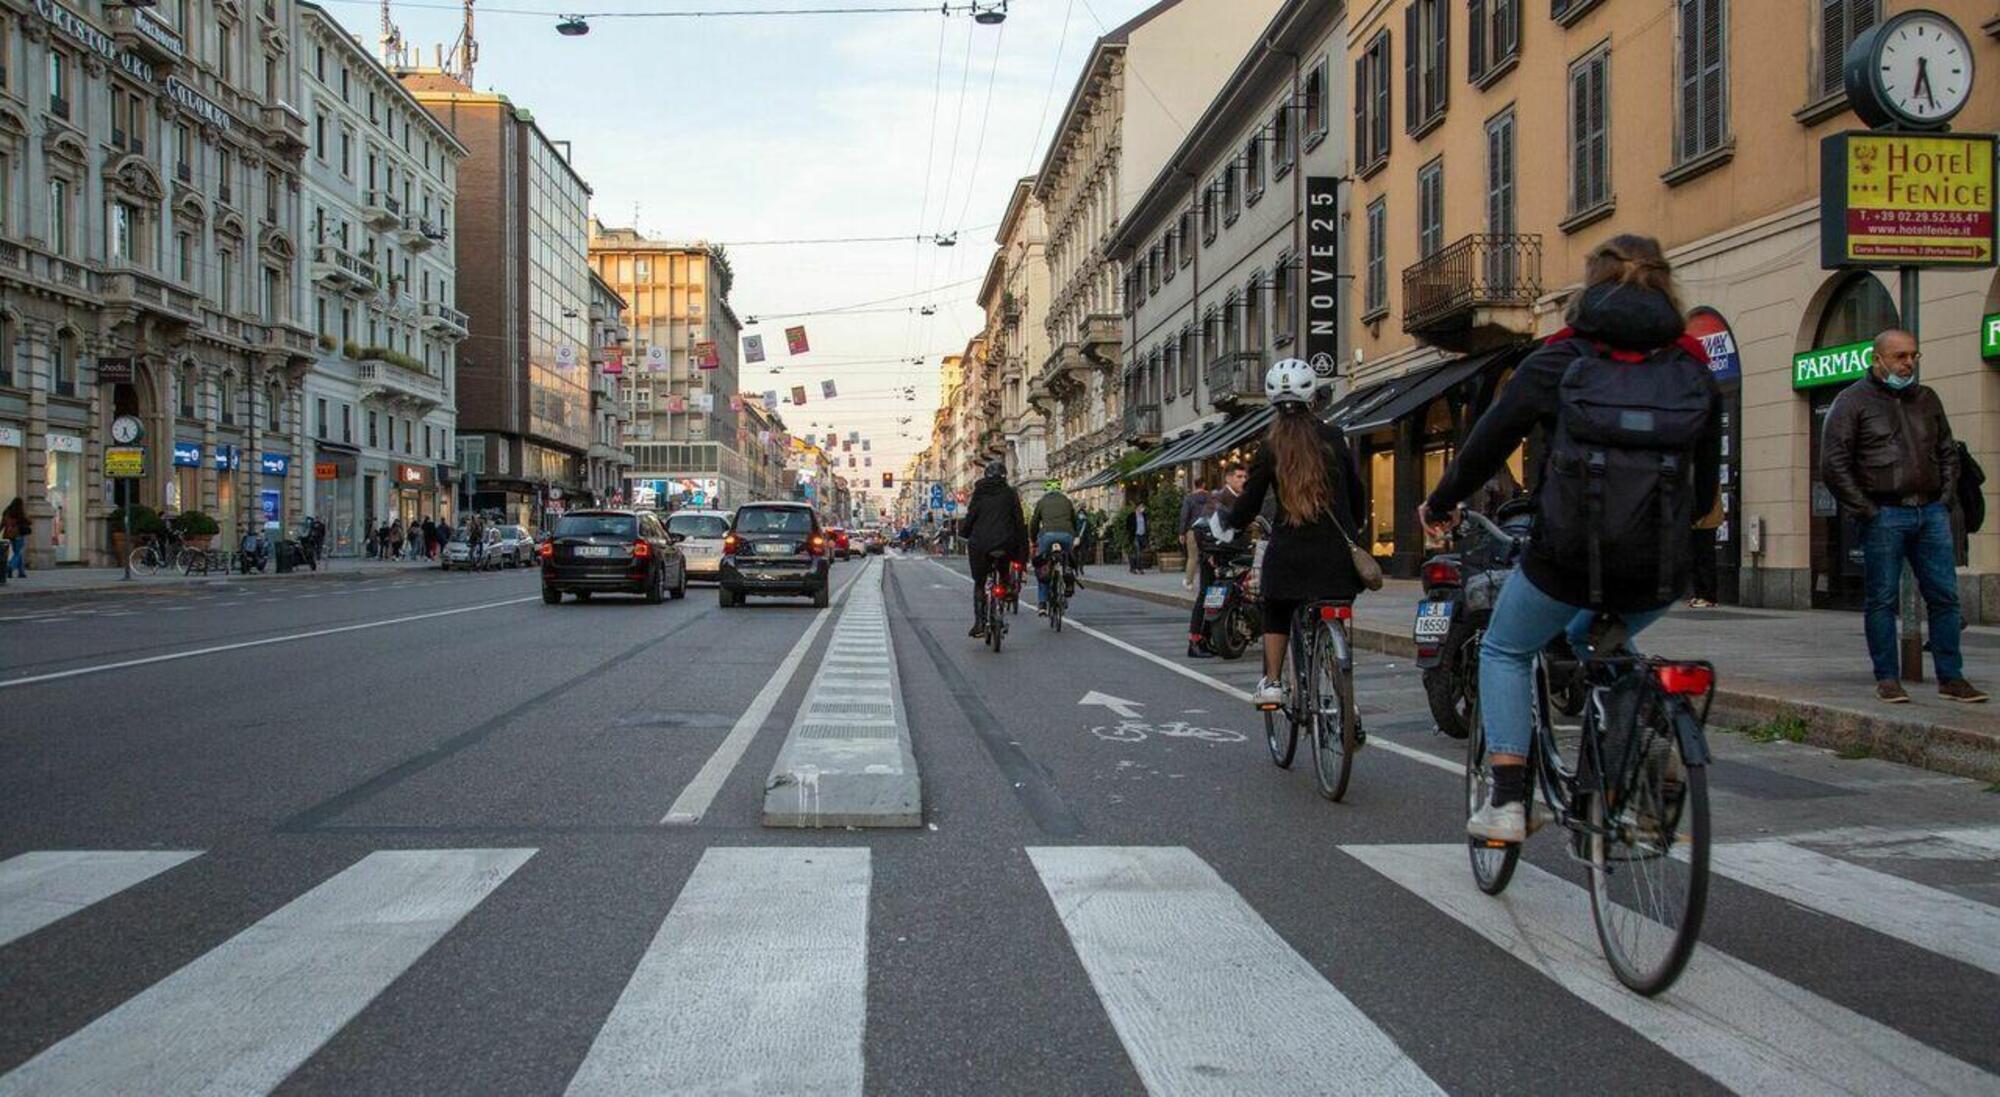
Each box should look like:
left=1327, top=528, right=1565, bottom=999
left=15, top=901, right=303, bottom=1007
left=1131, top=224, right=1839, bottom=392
left=1203, top=585, right=1230, bottom=609
left=1413, top=601, right=1453, bottom=642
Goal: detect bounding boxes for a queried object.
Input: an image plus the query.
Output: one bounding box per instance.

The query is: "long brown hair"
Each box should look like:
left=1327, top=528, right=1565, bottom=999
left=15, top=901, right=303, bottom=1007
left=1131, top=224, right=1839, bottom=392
left=1267, top=407, right=1333, bottom=526
left=1565, top=233, right=1683, bottom=322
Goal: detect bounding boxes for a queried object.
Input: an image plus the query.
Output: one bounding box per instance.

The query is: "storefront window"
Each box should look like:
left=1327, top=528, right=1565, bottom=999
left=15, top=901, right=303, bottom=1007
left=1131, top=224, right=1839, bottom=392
left=1369, top=449, right=1395, bottom=555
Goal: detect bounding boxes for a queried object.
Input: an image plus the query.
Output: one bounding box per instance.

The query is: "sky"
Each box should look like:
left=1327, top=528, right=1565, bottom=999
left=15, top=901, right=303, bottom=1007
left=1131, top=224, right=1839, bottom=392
left=321, top=0, right=1171, bottom=497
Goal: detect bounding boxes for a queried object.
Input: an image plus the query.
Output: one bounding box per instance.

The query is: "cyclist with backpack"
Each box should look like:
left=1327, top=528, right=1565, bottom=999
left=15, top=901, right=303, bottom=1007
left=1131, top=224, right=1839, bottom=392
left=1420, top=235, right=1722, bottom=843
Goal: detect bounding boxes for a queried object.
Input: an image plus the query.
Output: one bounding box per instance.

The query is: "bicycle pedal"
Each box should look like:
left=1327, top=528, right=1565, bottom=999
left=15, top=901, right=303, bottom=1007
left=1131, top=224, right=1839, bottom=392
left=1527, top=804, right=1556, bottom=835
left=1255, top=702, right=1282, bottom=712
left=1476, top=838, right=1515, bottom=850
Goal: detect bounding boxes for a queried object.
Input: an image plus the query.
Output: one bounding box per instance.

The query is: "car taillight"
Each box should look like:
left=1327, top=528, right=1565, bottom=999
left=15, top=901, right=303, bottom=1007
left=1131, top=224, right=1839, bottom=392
left=1655, top=663, right=1714, bottom=696
left=1423, top=561, right=1461, bottom=587
left=537, top=541, right=553, bottom=560
left=632, top=540, right=652, bottom=559
left=723, top=534, right=740, bottom=555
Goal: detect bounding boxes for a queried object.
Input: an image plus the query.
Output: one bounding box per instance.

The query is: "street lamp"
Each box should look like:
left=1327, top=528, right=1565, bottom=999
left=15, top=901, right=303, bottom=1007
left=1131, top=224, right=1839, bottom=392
left=556, top=15, right=589, bottom=35
left=972, top=1, right=1006, bottom=25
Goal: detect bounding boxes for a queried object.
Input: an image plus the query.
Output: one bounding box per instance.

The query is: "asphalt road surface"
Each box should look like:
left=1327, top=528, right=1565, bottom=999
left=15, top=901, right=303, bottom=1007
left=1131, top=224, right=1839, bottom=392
left=2, top=552, right=1996, bottom=1095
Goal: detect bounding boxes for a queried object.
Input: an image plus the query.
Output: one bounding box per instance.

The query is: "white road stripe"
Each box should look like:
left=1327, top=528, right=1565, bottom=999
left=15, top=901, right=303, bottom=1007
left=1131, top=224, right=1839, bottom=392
left=0, top=851, right=203, bottom=947
left=0, top=848, right=532, bottom=1096
left=565, top=847, right=869, bottom=1097
left=1028, top=846, right=1441, bottom=1096
left=0, top=596, right=540, bottom=690
left=1711, top=840, right=2000, bottom=975
left=1343, top=843, right=1997, bottom=1096
left=660, top=561, right=871, bottom=824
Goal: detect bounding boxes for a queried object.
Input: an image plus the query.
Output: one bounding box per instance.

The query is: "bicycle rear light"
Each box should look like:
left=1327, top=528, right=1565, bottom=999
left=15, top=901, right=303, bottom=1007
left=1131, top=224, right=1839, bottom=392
left=1654, top=663, right=1714, bottom=696
left=1319, top=604, right=1352, bottom=621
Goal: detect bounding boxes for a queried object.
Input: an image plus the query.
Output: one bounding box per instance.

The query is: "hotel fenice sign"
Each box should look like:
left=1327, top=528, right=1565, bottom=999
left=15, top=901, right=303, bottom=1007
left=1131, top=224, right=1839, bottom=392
left=1820, top=132, right=1996, bottom=269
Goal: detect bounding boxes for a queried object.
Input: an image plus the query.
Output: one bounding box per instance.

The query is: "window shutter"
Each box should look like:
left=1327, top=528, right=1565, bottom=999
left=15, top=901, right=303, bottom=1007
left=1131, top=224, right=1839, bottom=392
left=1354, top=57, right=1368, bottom=164
left=1499, top=0, right=1518, bottom=58
left=1487, top=123, right=1502, bottom=234
left=1570, top=64, right=1589, bottom=210
left=1678, top=0, right=1699, bottom=162
left=1376, top=36, right=1392, bottom=155
left=1469, top=0, right=1487, bottom=79
left=1433, top=0, right=1450, bottom=115
left=1701, top=0, right=1725, bottom=152
left=1819, top=0, right=1846, bottom=98
left=1589, top=55, right=1609, bottom=206
left=1405, top=3, right=1420, bottom=131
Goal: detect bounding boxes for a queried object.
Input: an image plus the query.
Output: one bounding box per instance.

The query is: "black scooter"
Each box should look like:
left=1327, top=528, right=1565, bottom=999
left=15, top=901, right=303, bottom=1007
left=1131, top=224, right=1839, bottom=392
left=1196, top=529, right=1261, bottom=661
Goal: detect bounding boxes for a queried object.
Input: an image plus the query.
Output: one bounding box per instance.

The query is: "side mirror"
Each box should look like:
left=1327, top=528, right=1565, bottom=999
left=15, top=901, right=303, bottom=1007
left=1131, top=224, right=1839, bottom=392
left=667, top=532, right=686, bottom=544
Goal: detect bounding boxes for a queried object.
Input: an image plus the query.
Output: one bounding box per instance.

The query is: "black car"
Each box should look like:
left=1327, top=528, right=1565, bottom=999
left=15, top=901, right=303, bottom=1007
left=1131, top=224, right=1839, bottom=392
left=719, top=502, right=831, bottom=608
left=541, top=509, right=688, bottom=604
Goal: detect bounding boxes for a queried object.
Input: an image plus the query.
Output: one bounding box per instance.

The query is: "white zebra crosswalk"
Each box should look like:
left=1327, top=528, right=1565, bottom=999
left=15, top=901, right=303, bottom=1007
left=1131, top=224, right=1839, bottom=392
left=0, top=832, right=1993, bottom=1095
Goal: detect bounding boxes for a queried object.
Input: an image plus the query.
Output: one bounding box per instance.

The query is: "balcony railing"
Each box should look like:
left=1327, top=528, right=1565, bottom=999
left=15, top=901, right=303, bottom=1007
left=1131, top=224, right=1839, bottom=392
left=357, top=360, right=445, bottom=407
left=1123, top=404, right=1161, bottom=443
left=422, top=301, right=470, bottom=337
left=100, top=267, right=201, bottom=325
left=1204, top=351, right=1266, bottom=405
left=361, top=190, right=401, bottom=227
left=1402, top=233, right=1542, bottom=336
left=312, top=242, right=380, bottom=295
left=259, top=102, right=309, bottom=156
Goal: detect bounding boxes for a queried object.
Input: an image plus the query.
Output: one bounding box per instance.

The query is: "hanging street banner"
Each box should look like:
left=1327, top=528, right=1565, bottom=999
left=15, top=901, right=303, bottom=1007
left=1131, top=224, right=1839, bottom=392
left=697, top=393, right=714, bottom=413
left=1304, top=175, right=1341, bottom=376
left=827, top=432, right=839, bottom=448
left=821, top=380, right=838, bottom=399
left=603, top=351, right=624, bottom=375
left=861, top=439, right=870, bottom=451
left=555, top=344, right=578, bottom=370
left=764, top=390, right=780, bottom=411
left=1793, top=339, right=1875, bottom=390
left=730, top=394, right=745, bottom=411
left=667, top=395, right=687, bottom=413
left=695, top=341, right=720, bottom=370
left=743, top=334, right=766, bottom=363
left=786, top=325, right=810, bottom=355
left=791, top=385, right=809, bottom=405
left=1820, top=132, right=1997, bottom=269
left=646, top=346, right=668, bottom=372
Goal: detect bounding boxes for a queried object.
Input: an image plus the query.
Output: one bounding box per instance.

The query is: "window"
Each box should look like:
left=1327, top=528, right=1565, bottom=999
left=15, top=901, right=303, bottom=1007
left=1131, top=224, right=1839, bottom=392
left=1816, top=0, right=1878, bottom=100
left=1245, top=136, right=1265, bottom=203
left=1201, top=184, right=1218, bottom=244
left=1302, top=59, right=1329, bottom=145
left=1202, top=307, right=1220, bottom=365
left=182, top=368, right=199, bottom=418
left=316, top=397, right=328, bottom=438
left=1180, top=327, right=1197, bottom=394
left=47, top=179, right=70, bottom=254
left=1468, top=0, right=1522, bottom=85
left=108, top=202, right=136, bottom=262
left=1568, top=47, right=1612, bottom=217
left=1676, top=0, right=1728, bottom=164
left=1552, top=0, right=1607, bottom=24
left=47, top=51, right=69, bottom=118
left=340, top=129, right=353, bottom=177
left=1418, top=158, right=1445, bottom=258
left=0, top=318, right=11, bottom=388
left=1486, top=109, right=1517, bottom=242
left=174, top=123, right=193, bottom=182
left=218, top=22, right=234, bottom=82
left=315, top=45, right=326, bottom=81
left=1271, top=103, right=1294, bottom=176
left=341, top=403, right=352, bottom=444
left=1221, top=167, right=1240, bottom=226
left=1273, top=255, right=1296, bottom=344
left=1354, top=32, right=1392, bottom=173
left=1147, top=246, right=1161, bottom=295
left=177, top=231, right=195, bottom=283
left=1222, top=293, right=1241, bottom=355
left=1176, top=213, right=1193, bottom=267
left=1364, top=199, right=1387, bottom=319
left=52, top=333, right=75, bottom=397
left=367, top=410, right=378, bottom=447
left=218, top=149, right=233, bottom=204
left=267, top=384, right=282, bottom=432
left=1244, top=275, right=1266, bottom=356
left=1163, top=229, right=1178, bottom=280
left=219, top=374, right=235, bottom=424
left=263, top=267, right=282, bottom=321
left=219, top=250, right=235, bottom=312
left=1404, top=0, right=1449, bottom=134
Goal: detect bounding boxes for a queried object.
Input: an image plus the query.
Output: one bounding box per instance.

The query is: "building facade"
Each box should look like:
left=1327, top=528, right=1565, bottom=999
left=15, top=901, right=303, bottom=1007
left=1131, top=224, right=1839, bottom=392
left=1341, top=0, right=2000, bottom=607
left=296, top=4, right=465, bottom=555
left=976, top=180, right=1052, bottom=498
left=584, top=268, right=631, bottom=505
left=586, top=223, right=748, bottom=510
left=1029, top=0, right=1287, bottom=503
left=2, top=0, right=318, bottom=566
left=398, top=72, right=591, bottom=529
left=1106, top=0, right=1347, bottom=499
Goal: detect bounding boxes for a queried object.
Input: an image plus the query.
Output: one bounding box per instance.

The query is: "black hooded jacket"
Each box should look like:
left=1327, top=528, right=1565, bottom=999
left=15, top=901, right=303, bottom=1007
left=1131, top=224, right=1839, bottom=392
left=960, top=474, right=1028, bottom=561
left=1425, top=282, right=1721, bottom=613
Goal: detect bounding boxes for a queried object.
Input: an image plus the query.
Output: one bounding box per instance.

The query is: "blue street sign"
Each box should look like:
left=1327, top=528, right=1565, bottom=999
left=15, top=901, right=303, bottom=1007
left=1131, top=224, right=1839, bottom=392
left=259, top=453, right=290, bottom=477
left=929, top=483, right=945, bottom=508
left=173, top=441, right=202, bottom=467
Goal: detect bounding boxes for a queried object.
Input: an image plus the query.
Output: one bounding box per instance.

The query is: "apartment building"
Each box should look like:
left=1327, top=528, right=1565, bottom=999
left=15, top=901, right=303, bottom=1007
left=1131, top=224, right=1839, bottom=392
left=585, top=268, right=631, bottom=505
left=1, top=0, right=317, bottom=565
left=975, top=180, right=1052, bottom=498
left=586, top=222, right=748, bottom=509
left=1342, top=0, right=2000, bottom=606
left=295, top=3, right=466, bottom=554
left=1029, top=0, right=1287, bottom=504
left=1103, top=0, right=1347, bottom=499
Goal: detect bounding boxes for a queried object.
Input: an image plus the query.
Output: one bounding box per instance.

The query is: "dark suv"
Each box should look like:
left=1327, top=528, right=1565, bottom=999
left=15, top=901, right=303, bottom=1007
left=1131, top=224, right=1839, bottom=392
left=540, top=509, right=687, bottom=604
left=719, top=502, right=831, bottom=608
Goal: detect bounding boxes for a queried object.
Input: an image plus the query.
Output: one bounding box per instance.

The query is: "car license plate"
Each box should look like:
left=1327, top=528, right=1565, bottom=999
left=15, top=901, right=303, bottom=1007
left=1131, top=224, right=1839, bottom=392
left=1203, top=585, right=1230, bottom=609
left=576, top=545, right=614, bottom=557
left=1413, top=601, right=1453, bottom=642
left=755, top=542, right=791, bottom=556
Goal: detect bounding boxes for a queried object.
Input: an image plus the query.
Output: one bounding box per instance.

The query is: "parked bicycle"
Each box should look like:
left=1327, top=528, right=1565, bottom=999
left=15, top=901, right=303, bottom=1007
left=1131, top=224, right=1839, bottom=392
left=128, top=527, right=188, bottom=576
left=1465, top=614, right=1715, bottom=996
left=1259, top=599, right=1361, bottom=801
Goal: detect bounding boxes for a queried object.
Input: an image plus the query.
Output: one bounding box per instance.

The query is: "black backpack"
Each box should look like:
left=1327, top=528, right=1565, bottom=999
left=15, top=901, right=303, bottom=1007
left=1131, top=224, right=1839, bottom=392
left=1539, top=342, right=1715, bottom=605
left=1957, top=442, right=1986, bottom=535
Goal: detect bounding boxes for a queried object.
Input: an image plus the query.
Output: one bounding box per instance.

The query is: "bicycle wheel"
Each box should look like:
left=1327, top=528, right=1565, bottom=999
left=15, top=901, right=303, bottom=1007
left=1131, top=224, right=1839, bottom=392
left=1264, top=637, right=1299, bottom=768
left=1050, top=587, right=1064, bottom=632
left=128, top=546, right=159, bottom=576
left=987, top=593, right=1004, bottom=653
left=1586, top=698, right=1710, bottom=996
left=1310, top=622, right=1357, bottom=802
left=1463, top=693, right=1521, bottom=895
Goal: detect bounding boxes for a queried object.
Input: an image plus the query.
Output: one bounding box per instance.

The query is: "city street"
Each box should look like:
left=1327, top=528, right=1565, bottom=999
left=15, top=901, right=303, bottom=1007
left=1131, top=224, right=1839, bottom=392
left=2, top=554, right=1996, bottom=1095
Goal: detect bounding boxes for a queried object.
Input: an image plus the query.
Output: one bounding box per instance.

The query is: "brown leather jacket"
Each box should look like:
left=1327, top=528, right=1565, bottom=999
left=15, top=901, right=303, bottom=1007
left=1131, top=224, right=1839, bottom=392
left=1821, top=373, right=1958, bottom=520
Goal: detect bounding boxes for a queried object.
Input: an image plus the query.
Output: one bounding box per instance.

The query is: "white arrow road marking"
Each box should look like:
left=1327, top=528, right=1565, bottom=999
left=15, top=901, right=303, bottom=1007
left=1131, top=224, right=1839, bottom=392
left=1078, top=691, right=1144, bottom=720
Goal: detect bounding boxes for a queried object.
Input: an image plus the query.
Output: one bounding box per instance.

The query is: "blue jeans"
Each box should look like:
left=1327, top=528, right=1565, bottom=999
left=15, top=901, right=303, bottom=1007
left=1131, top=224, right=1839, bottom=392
left=1036, top=532, right=1074, bottom=602
left=1862, top=502, right=1963, bottom=683
left=5, top=536, right=23, bottom=577
left=1478, top=571, right=1667, bottom=758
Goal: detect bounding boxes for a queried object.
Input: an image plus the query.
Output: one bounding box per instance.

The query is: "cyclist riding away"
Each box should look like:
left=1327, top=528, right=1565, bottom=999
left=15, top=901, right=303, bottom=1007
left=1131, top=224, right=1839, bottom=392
left=961, top=460, right=1029, bottom=639
left=1030, top=479, right=1079, bottom=616
left=1420, top=234, right=1721, bottom=844
left=1219, top=358, right=1369, bottom=709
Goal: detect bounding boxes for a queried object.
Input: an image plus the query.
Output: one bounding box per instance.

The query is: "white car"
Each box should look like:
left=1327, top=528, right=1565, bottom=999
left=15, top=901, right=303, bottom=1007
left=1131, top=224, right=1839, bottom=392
left=664, top=509, right=732, bottom=580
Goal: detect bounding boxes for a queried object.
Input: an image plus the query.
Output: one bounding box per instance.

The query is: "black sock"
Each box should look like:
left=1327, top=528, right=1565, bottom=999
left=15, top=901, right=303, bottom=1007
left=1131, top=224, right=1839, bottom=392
left=1490, top=764, right=1528, bottom=807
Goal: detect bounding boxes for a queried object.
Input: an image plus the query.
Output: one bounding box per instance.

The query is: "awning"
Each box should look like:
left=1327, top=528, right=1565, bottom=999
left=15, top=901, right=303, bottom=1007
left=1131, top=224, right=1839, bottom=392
left=1330, top=347, right=1522, bottom=435
left=1074, top=465, right=1122, bottom=491
left=1175, top=405, right=1276, bottom=465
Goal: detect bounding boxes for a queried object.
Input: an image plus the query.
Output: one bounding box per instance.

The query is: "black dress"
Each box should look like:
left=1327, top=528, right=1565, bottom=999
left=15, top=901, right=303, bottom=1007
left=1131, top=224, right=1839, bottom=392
left=1226, top=418, right=1369, bottom=607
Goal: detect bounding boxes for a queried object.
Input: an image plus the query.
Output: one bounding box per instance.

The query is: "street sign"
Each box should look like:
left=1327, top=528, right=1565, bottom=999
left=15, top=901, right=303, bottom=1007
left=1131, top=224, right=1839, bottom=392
left=1304, top=176, right=1341, bottom=373
left=105, top=445, right=146, bottom=478
left=929, top=483, right=945, bottom=508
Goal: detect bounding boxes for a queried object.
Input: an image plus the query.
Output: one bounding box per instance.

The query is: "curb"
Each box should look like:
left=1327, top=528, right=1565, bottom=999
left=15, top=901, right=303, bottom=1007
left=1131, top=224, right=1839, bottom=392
left=0, top=563, right=468, bottom=602
left=1083, top=577, right=2000, bottom=783
left=763, top=559, right=923, bottom=828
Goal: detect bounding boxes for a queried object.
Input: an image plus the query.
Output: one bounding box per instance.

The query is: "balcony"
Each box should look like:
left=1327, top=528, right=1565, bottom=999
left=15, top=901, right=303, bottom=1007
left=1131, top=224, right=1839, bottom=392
left=422, top=301, right=470, bottom=339
left=356, top=359, right=445, bottom=411
left=1402, top=233, right=1543, bottom=351
left=1079, top=312, right=1121, bottom=366
left=259, top=101, right=309, bottom=157
left=252, top=322, right=319, bottom=364
left=361, top=190, right=402, bottom=229
left=1000, top=295, right=1022, bottom=328
left=399, top=214, right=439, bottom=251
left=1204, top=351, right=1266, bottom=407
left=1123, top=404, right=1161, bottom=445
left=107, top=6, right=183, bottom=65
left=312, top=242, right=380, bottom=296
left=99, top=267, right=201, bottom=328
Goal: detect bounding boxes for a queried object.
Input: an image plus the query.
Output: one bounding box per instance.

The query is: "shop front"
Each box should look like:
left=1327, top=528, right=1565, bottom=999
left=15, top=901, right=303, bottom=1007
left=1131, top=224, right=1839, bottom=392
left=1687, top=307, right=1746, bottom=604
left=258, top=453, right=290, bottom=535
left=0, top=426, right=21, bottom=520
left=312, top=443, right=360, bottom=556
left=170, top=441, right=203, bottom=517
left=1794, top=274, right=1900, bottom=611
left=213, top=445, right=242, bottom=551
left=45, top=432, right=84, bottom=563
left=393, top=463, right=434, bottom=526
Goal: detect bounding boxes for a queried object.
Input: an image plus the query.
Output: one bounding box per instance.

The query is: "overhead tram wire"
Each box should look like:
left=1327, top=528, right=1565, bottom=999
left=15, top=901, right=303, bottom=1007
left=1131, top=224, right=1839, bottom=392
left=316, top=0, right=991, bottom=18
left=1023, top=0, right=1077, bottom=172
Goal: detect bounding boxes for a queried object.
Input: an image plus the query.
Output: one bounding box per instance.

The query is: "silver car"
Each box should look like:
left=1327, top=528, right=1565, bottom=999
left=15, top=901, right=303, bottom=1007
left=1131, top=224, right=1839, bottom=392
left=493, top=524, right=538, bottom=567
left=665, top=509, right=731, bottom=581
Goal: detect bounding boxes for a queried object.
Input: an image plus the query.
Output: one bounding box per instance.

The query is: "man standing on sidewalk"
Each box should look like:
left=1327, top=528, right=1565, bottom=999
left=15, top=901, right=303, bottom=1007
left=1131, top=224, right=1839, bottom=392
left=1179, top=479, right=1210, bottom=592
left=1821, top=328, right=1986, bottom=704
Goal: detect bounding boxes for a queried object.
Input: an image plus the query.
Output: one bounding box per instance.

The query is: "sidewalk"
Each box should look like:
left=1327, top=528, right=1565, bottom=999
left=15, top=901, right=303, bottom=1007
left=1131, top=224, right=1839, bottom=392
left=1083, top=567, right=2000, bottom=782
left=0, top=557, right=445, bottom=599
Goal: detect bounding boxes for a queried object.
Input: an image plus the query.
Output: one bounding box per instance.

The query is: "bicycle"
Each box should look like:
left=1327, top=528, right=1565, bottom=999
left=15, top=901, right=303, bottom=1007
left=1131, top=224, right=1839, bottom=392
left=128, top=529, right=186, bottom=576
left=1258, top=600, right=1360, bottom=801
left=1465, top=615, right=1714, bottom=996
left=1042, top=542, right=1072, bottom=633
left=979, top=549, right=1010, bottom=652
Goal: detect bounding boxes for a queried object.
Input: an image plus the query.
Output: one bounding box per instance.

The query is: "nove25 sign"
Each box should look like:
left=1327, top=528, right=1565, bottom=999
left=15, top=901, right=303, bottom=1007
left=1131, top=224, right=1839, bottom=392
left=1305, top=176, right=1340, bottom=377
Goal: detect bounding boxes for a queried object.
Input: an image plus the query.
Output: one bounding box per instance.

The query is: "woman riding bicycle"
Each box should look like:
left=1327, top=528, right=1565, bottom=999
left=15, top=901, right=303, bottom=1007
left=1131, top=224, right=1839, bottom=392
left=1220, top=358, right=1369, bottom=709
left=1420, top=235, right=1721, bottom=843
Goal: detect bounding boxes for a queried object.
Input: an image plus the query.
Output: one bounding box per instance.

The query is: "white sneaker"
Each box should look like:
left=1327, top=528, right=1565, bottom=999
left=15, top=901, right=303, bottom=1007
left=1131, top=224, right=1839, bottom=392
left=1466, top=797, right=1527, bottom=843
left=1252, top=678, right=1285, bottom=709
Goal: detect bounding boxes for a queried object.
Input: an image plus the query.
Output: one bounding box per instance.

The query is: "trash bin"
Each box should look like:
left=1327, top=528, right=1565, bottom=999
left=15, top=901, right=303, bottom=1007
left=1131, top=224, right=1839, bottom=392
left=276, top=540, right=298, bottom=573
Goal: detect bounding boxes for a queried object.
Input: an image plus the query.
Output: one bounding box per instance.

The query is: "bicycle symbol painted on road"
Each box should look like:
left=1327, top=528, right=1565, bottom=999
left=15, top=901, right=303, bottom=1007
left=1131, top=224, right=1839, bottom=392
left=1089, top=720, right=1247, bottom=745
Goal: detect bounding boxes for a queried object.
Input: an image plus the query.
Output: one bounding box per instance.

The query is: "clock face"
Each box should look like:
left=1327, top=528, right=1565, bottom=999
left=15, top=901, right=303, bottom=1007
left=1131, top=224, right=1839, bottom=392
left=110, top=416, right=143, bottom=444
left=1874, top=13, right=1974, bottom=125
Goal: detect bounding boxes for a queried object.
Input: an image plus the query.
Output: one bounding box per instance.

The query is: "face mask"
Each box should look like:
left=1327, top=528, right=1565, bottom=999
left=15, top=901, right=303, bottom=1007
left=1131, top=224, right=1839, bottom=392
left=1881, top=371, right=1916, bottom=391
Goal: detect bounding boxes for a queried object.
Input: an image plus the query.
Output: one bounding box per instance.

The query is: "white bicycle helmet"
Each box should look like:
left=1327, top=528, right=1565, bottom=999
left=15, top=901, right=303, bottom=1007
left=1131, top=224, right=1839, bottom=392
left=1264, top=357, right=1317, bottom=405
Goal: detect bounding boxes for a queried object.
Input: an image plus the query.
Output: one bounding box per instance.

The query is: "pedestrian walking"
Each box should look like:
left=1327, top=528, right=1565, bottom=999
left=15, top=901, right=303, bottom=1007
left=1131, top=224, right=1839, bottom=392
left=389, top=519, right=404, bottom=561
left=3, top=497, right=29, bottom=578
left=1126, top=502, right=1149, bottom=573
left=1179, top=479, right=1210, bottom=592
left=1821, top=327, right=1986, bottom=704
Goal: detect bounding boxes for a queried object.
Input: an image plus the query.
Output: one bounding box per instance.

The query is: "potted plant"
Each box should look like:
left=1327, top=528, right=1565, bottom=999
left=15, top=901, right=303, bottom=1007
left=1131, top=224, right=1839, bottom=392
left=317, top=333, right=337, bottom=351
left=176, top=509, right=220, bottom=548
left=343, top=340, right=363, bottom=359
left=107, top=503, right=167, bottom=559
left=1150, top=481, right=1187, bottom=572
